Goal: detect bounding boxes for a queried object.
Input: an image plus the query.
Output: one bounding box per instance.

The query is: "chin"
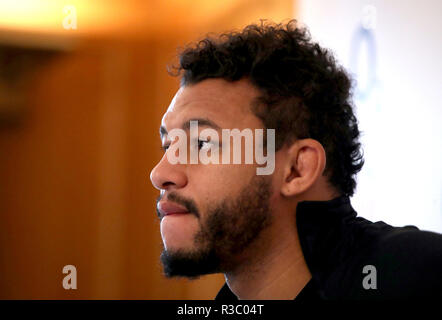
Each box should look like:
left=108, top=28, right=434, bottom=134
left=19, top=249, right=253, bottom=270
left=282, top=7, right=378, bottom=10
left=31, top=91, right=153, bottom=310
left=160, top=246, right=221, bottom=278
left=160, top=216, right=199, bottom=250
left=163, top=242, right=194, bottom=253
left=161, top=233, right=197, bottom=252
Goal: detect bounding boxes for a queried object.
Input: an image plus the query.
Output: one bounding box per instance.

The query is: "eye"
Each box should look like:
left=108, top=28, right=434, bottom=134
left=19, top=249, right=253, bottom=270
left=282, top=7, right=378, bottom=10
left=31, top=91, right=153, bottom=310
left=198, top=139, right=211, bottom=150
left=161, top=144, right=170, bottom=152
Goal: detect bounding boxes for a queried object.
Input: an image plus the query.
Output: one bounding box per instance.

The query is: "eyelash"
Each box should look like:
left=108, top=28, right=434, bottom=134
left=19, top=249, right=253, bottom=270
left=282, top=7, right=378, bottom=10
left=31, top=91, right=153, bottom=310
left=197, top=139, right=210, bottom=150
left=161, top=139, right=210, bottom=152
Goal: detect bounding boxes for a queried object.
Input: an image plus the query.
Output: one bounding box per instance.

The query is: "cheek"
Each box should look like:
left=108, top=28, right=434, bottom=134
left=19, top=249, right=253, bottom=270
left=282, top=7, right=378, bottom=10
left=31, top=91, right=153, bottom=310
left=185, top=165, right=257, bottom=222
left=192, top=163, right=257, bottom=197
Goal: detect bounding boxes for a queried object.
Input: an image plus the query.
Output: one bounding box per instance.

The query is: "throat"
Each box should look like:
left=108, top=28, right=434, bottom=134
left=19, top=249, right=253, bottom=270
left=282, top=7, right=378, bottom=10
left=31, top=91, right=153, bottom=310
left=224, top=236, right=312, bottom=300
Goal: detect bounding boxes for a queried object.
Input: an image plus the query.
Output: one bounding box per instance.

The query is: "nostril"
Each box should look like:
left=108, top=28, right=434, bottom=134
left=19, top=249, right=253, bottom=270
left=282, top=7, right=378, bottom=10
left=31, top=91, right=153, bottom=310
left=162, top=181, right=175, bottom=189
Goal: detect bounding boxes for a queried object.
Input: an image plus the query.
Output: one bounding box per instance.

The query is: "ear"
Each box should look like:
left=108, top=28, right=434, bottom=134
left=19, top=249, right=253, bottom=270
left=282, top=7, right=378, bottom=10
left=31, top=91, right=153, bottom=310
left=280, top=139, right=326, bottom=197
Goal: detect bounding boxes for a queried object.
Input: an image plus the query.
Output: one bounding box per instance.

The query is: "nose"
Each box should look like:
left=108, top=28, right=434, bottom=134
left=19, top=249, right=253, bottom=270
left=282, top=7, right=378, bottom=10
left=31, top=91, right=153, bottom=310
left=150, top=153, right=187, bottom=191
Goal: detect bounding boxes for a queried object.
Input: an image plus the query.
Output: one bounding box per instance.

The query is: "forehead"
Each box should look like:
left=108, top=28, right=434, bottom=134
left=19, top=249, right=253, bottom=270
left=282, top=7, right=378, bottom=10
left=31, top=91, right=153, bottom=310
left=161, top=78, right=262, bottom=130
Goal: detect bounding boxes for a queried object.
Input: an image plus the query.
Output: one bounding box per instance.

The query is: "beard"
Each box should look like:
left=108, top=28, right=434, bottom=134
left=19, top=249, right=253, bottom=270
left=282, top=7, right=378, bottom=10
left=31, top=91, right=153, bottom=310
left=158, top=174, right=273, bottom=279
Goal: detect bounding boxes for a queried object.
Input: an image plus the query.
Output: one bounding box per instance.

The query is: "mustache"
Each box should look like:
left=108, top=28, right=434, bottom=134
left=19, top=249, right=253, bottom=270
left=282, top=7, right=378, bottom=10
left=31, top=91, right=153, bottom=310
left=156, top=192, right=200, bottom=219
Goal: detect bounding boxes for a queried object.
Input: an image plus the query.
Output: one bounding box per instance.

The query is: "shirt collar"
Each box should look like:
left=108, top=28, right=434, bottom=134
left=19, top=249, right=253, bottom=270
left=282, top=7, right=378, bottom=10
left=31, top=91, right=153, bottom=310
left=296, top=196, right=357, bottom=284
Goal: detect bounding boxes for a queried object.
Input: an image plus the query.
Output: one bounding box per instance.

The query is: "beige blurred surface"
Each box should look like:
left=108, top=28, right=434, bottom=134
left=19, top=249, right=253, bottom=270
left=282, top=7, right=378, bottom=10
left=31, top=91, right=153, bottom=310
left=0, top=0, right=296, bottom=299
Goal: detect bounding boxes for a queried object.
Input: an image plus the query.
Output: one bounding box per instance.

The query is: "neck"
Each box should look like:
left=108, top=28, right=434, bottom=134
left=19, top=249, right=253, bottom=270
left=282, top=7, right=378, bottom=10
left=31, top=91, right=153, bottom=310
left=224, top=209, right=312, bottom=300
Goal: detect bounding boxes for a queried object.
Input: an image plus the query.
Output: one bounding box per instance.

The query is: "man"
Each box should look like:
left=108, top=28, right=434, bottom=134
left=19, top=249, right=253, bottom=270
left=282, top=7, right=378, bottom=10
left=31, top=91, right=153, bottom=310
left=150, top=20, right=442, bottom=300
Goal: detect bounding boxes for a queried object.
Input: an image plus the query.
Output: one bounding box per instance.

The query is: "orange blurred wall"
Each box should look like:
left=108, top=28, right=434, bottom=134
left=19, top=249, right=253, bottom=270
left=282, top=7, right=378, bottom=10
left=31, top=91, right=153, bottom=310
left=0, top=0, right=297, bottom=299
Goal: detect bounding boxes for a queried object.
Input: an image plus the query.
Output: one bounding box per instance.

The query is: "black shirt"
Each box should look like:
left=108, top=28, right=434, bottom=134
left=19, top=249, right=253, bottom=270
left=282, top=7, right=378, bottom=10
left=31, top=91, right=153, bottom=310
left=215, top=196, right=442, bottom=300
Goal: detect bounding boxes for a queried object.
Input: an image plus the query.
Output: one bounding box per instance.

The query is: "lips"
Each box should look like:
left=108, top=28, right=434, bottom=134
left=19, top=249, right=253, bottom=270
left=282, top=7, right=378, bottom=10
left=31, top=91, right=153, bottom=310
left=157, top=201, right=190, bottom=218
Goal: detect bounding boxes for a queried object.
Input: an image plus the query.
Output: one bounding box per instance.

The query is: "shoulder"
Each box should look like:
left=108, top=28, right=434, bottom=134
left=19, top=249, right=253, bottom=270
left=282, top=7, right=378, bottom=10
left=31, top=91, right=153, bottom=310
left=374, top=226, right=442, bottom=267
left=360, top=226, right=442, bottom=299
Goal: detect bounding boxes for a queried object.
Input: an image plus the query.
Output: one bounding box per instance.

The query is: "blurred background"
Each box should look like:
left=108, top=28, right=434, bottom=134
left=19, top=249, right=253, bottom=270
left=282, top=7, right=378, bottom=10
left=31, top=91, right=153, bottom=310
left=0, top=0, right=440, bottom=299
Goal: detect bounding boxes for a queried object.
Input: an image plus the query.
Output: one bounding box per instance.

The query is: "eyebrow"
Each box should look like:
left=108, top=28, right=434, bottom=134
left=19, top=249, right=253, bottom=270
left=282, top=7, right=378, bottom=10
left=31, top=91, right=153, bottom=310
left=159, top=118, right=221, bottom=139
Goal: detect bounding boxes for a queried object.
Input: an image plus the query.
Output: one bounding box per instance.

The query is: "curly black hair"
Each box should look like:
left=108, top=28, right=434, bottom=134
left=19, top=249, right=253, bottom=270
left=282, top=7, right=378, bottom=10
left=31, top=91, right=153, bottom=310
left=171, top=20, right=364, bottom=197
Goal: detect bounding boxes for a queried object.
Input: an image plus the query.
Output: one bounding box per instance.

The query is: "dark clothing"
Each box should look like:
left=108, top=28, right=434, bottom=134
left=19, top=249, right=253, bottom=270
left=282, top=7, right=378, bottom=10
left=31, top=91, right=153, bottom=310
left=215, top=196, right=442, bottom=300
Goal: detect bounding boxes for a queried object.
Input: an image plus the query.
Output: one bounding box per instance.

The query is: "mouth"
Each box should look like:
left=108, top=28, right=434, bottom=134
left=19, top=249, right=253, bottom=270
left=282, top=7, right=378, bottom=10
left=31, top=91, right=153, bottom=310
left=157, top=201, right=190, bottom=219
left=163, top=212, right=192, bottom=219
left=166, top=212, right=189, bottom=216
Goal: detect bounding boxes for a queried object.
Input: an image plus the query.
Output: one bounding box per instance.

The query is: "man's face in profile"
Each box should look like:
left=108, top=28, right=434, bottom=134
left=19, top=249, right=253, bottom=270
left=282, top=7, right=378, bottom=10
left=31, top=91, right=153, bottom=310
left=150, top=78, right=277, bottom=278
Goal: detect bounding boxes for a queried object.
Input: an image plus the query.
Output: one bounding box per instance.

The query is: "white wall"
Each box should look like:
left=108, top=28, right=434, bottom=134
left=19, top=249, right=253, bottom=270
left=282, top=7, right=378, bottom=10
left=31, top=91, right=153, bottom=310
left=298, top=0, right=442, bottom=232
